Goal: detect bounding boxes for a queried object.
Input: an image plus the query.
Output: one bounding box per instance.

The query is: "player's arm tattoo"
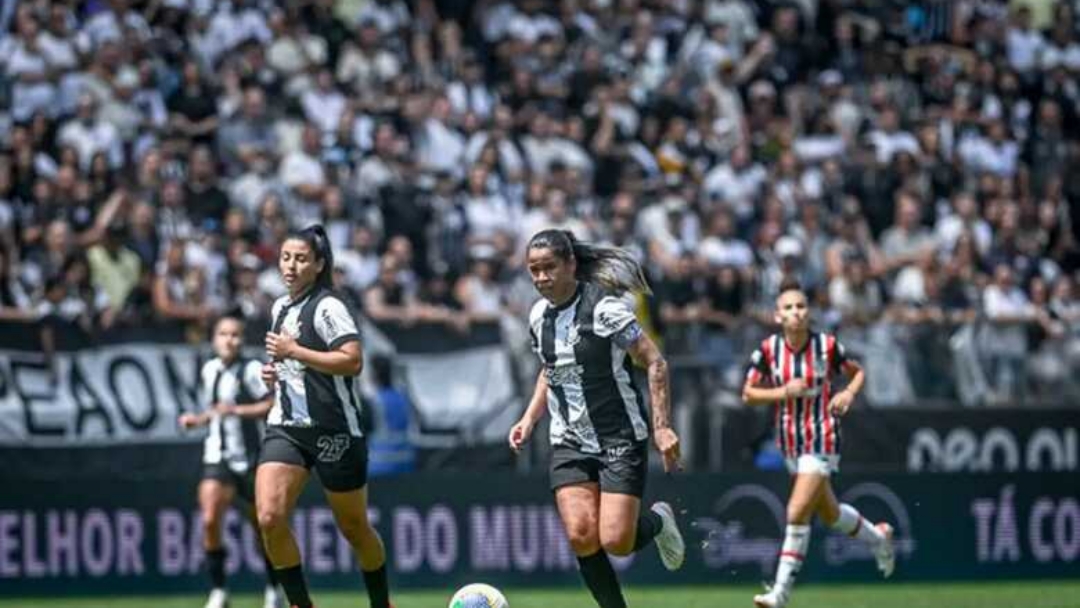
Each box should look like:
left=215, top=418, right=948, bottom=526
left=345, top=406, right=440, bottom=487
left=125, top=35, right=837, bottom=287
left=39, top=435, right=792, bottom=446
left=628, top=332, right=671, bottom=430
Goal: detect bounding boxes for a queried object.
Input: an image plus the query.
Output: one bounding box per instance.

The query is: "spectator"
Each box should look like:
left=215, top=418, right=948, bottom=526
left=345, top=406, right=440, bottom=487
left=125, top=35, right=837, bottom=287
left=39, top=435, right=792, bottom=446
left=87, top=222, right=141, bottom=327
left=367, top=355, right=417, bottom=477
left=982, top=263, right=1037, bottom=400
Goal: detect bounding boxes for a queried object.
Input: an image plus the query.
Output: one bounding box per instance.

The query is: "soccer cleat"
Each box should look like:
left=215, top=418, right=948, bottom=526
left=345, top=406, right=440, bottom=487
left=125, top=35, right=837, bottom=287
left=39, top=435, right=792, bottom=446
left=651, top=501, right=685, bottom=571
left=753, top=587, right=789, bottom=608
left=874, top=522, right=896, bottom=578
left=263, top=584, right=285, bottom=608
left=204, top=588, right=229, bottom=608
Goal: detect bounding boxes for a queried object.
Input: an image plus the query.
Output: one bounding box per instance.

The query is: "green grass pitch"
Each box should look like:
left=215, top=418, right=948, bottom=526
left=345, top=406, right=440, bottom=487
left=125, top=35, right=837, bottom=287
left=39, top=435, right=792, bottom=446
left=10, top=581, right=1080, bottom=608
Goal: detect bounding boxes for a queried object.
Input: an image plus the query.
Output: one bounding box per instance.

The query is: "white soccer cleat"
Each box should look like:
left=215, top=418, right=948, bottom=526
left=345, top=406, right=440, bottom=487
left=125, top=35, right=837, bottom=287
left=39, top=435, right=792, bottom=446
left=263, top=584, right=285, bottom=608
left=753, top=587, right=789, bottom=608
left=874, top=522, right=896, bottom=578
left=204, top=588, right=229, bottom=608
left=651, top=501, right=685, bottom=571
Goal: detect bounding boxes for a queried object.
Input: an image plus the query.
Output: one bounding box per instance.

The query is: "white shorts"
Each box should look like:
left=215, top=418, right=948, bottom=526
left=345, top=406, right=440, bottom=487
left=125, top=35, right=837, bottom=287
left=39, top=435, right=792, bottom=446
left=785, top=454, right=840, bottom=476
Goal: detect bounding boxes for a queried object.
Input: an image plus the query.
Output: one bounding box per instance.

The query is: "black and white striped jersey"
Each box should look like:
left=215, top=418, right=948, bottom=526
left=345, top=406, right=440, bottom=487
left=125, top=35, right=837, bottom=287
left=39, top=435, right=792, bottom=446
left=199, top=357, right=269, bottom=472
left=268, top=286, right=365, bottom=436
left=529, top=282, right=649, bottom=453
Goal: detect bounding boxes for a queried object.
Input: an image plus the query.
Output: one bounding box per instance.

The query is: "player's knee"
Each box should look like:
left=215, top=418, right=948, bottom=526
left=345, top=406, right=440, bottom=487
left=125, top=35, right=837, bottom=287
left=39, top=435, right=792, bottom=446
left=336, top=516, right=373, bottom=545
left=257, top=506, right=288, bottom=533
left=201, top=509, right=222, bottom=532
left=600, top=529, right=635, bottom=556
left=565, top=524, right=600, bottom=554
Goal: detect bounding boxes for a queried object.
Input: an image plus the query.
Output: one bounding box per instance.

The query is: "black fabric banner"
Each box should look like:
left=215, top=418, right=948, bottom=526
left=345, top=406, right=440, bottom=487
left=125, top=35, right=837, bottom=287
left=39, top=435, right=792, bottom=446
left=720, top=407, right=1080, bottom=473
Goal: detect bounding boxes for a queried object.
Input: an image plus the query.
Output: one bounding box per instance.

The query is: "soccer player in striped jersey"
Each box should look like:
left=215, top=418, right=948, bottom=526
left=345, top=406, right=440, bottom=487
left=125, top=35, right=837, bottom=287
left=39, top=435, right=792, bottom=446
left=743, top=278, right=896, bottom=608
left=257, top=225, right=393, bottom=608
left=509, top=229, right=685, bottom=608
left=178, top=315, right=282, bottom=608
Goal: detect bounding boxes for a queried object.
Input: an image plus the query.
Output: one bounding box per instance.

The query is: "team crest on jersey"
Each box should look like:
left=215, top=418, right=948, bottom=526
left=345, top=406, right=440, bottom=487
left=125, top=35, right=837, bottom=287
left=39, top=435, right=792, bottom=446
left=566, top=323, right=582, bottom=347
left=321, top=308, right=337, bottom=335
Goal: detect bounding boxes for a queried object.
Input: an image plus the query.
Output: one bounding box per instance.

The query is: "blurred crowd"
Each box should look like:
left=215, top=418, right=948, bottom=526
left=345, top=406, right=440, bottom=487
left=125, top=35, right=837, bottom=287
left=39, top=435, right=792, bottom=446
left=0, top=0, right=1078, bottom=406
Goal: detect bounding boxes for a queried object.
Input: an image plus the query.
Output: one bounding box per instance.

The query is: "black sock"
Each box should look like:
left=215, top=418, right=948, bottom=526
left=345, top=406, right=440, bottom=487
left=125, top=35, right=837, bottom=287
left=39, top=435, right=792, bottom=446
left=576, top=550, right=627, bottom=608
left=263, top=552, right=279, bottom=586
left=362, top=564, right=390, bottom=608
left=206, top=548, right=226, bottom=589
left=632, top=509, right=663, bottom=552
left=276, top=564, right=313, bottom=608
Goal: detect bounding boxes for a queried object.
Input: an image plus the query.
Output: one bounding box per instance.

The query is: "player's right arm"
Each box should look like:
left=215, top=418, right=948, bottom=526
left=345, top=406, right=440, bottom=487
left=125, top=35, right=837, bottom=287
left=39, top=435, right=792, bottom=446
left=509, top=369, right=548, bottom=452
left=741, top=342, right=807, bottom=406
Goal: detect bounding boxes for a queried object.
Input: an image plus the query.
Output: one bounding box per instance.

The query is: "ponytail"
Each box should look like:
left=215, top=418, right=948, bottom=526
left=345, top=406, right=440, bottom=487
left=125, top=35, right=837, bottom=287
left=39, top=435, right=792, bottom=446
left=285, top=224, right=335, bottom=289
left=527, top=229, right=652, bottom=295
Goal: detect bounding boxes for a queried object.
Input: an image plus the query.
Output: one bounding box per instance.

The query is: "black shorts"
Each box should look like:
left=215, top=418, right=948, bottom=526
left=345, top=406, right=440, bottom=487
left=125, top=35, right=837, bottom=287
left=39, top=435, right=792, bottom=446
left=550, top=440, right=648, bottom=498
left=259, top=426, right=369, bottom=492
left=202, top=463, right=256, bottom=504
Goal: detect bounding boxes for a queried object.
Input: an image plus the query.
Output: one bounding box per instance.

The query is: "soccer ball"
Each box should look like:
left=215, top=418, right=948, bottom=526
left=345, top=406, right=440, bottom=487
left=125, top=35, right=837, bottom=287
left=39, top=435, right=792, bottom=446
left=448, top=583, right=508, bottom=608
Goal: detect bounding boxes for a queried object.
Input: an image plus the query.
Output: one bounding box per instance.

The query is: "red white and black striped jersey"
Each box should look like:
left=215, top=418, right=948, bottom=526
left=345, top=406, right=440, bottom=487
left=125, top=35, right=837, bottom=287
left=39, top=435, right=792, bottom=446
left=745, top=332, right=853, bottom=457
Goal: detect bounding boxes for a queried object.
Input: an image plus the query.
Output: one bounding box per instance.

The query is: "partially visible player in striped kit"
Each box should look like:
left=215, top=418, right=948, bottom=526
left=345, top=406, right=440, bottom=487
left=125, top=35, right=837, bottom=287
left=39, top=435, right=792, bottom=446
left=178, top=315, right=282, bottom=608
left=743, top=278, right=896, bottom=608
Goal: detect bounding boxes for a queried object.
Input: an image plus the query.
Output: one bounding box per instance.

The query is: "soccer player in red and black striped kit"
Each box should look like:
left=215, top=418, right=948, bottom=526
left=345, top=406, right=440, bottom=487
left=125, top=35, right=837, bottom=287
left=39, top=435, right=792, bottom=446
left=743, top=278, right=896, bottom=608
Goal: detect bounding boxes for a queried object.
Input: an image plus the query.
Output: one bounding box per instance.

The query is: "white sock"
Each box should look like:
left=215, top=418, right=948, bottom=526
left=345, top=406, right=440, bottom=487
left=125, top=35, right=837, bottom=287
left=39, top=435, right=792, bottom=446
left=773, top=524, right=810, bottom=594
left=832, top=503, right=884, bottom=545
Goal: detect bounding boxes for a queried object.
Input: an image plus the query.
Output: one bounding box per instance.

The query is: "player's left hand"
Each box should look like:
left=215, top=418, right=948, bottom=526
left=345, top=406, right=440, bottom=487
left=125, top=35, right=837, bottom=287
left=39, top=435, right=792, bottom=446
left=654, top=426, right=682, bottom=473
left=829, top=390, right=854, bottom=416
left=265, top=332, right=297, bottom=360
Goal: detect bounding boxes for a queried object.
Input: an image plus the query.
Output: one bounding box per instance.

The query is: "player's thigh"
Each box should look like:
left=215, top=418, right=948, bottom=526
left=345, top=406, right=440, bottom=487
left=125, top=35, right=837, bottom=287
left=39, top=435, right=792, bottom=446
left=815, top=478, right=841, bottom=524
left=255, top=462, right=309, bottom=527
left=788, top=471, right=829, bottom=522
left=555, top=482, right=602, bottom=545
left=324, top=484, right=373, bottom=535
left=598, top=492, right=641, bottom=550
left=198, top=477, right=236, bottom=518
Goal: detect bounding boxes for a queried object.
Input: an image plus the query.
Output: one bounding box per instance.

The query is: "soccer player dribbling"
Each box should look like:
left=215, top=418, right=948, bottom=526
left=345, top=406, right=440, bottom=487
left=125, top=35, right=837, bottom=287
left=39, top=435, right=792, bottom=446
left=743, top=277, right=895, bottom=608
left=178, top=314, right=282, bottom=608
left=256, top=225, right=393, bottom=608
left=508, top=229, right=685, bottom=608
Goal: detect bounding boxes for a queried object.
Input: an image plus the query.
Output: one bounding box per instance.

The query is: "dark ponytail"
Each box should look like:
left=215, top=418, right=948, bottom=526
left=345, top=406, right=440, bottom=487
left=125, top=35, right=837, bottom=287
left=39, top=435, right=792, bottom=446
left=527, top=229, right=652, bottom=295
left=286, top=224, right=335, bottom=289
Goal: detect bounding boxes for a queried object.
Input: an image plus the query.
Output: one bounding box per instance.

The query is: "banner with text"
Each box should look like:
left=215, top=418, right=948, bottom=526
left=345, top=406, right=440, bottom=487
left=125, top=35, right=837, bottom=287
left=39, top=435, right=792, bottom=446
left=720, top=408, right=1080, bottom=473
left=1, top=471, right=1075, bottom=596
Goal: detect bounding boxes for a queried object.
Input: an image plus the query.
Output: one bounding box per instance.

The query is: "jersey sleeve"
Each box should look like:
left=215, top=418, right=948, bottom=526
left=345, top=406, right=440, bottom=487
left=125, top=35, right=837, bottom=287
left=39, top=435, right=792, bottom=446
left=830, top=336, right=851, bottom=374
left=593, top=295, right=637, bottom=338
left=242, top=359, right=271, bottom=400
left=315, top=296, right=361, bottom=349
left=745, top=344, right=771, bottom=386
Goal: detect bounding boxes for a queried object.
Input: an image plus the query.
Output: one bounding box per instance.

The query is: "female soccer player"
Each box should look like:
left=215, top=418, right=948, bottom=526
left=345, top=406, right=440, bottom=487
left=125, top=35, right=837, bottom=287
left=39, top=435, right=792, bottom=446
left=257, top=225, right=392, bottom=608
left=743, top=278, right=895, bottom=608
left=508, top=229, right=685, bottom=608
left=178, top=315, right=282, bottom=608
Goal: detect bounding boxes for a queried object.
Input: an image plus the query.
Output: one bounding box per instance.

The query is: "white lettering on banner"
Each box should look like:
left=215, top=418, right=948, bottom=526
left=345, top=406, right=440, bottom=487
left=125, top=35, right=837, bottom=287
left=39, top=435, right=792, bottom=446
left=81, top=510, right=114, bottom=577
left=157, top=509, right=185, bottom=576
left=116, top=510, right=145, bottom=575
left=1, top=511, right=19, bottom=577
left=909, top=427, right=1078, bottom=472
left=469, top=506, right=577, bottom=573
left=22, top=512, right=47, bottom=578
left=428, top=506, right=458, bottom=573
left=391, top=506, right=460, bottom=573
left=48, top=511, right=78, bottom=576
left=971, top=486, right=1080, bottom=565
left=1029, top=497, right=1080, bottom=563
left=309, top=508, right=337, bottom=575
left=0, top=345, right=206, bottom=445
left=394, top=507, right=423, bottom=572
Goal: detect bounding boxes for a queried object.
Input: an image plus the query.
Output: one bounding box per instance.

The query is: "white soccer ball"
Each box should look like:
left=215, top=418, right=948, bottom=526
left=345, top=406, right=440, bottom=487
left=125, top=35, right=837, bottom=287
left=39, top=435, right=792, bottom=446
left=448, top=583, right=509, bottom=608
